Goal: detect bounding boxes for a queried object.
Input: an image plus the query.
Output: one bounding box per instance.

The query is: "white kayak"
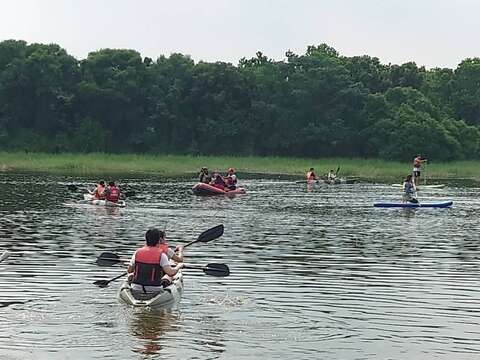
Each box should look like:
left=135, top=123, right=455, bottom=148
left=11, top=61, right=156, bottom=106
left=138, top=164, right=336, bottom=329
left=391, top=184, right=445, bottom=189
left=118, top=271, right=183, bottom=309
left=83, top=194, right=126, bottom=208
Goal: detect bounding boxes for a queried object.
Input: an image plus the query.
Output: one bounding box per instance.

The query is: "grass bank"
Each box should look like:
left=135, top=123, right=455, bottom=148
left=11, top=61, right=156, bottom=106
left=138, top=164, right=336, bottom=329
left=0, top=151, right=478, bottom=182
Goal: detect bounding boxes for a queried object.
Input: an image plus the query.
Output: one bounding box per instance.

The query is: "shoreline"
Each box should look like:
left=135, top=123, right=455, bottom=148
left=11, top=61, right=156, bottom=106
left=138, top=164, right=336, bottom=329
left=0, top=151, right=479, bottom=183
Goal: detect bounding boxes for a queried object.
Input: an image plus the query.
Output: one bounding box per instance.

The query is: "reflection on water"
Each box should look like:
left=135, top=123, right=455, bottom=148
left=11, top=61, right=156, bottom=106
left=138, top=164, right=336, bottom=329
left=1, top=172, right=480, bottom=359
left=129, top=311, right=178, bottom=356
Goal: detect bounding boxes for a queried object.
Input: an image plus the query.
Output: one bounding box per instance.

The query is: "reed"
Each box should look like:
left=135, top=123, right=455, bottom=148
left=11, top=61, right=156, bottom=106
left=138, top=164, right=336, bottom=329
left=0, top=151, right=478, bottom=182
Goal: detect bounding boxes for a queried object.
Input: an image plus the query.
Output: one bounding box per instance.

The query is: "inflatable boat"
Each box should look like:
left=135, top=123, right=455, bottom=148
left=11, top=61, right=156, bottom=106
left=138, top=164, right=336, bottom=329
left=192, top=183, right=246, bottom=196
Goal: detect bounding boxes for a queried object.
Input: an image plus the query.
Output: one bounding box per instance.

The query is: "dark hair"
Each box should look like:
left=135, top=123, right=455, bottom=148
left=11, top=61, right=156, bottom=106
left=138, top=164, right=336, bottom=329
left=405, top=174, right=413, bottom=181
left=99, top=181, right=105, bottom=186
left=145, top=228, right=165, bottom=246
left=309, top=167, right=314, bottom=171
left=108, top=181, right=115, bottom=187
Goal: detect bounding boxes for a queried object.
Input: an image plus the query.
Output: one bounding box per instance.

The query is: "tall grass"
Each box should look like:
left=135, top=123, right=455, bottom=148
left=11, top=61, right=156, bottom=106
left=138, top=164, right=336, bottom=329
left=0, top=151, right=478, bottom=181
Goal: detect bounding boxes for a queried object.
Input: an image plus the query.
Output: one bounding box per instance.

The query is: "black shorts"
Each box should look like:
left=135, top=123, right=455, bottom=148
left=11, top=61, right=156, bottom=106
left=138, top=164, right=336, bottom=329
left=413, top=171, right=421, bottom=177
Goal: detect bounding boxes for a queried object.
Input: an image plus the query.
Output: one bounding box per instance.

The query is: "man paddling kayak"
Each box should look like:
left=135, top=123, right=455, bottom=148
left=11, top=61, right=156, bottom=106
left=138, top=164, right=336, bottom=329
left=306, top=168, right=317, bottom=181
left=127, top=228, right=184, bottom=294
left=89, top=180, right=106, bottom=200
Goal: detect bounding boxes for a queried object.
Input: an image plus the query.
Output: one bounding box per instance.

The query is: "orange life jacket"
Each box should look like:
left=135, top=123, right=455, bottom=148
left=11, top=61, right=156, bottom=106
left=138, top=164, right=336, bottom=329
left=132, top=245, right=168, bottom=287
left=94, top=185, right=106, bottom=199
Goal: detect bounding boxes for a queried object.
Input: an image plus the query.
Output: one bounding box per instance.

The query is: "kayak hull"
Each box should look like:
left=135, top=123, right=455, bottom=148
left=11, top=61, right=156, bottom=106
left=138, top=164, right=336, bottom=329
left=83, top=194, right=126, bottom=207
left=192, top=183, right=246, bottom=196
left=374, top=201, right=453, bottom=208
left=118, top=271, right=183, bottom=309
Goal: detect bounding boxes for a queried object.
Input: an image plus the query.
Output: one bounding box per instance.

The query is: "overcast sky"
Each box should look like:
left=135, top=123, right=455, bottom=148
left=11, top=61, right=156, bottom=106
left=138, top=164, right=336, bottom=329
left=0, top=0, right=478, bottom=69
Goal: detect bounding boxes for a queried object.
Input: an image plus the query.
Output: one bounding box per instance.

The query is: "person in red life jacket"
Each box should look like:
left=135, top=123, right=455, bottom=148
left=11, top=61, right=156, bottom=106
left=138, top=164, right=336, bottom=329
left=210, top=172, right=228, bottom=191
left=103, top=181, right=121, bottom=203
left=412, top=154, right=427, bottom=187
left=306, top=168, right=317, bottom=181
left=224, top=168, right=237, bottom=190
left=127, top=228, right=184, bottom=294
left=90, top=180, right=106, bottom=199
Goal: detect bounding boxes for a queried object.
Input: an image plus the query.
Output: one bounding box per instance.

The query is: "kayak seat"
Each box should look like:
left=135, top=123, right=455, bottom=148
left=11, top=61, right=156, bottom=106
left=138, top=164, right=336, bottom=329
left=131, top=290, right=162, bottom=300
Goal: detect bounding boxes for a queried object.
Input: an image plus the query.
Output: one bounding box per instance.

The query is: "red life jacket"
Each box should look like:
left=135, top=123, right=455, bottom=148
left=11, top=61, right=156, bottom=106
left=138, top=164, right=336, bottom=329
left=306, top=171, right=316, bottom=181
left=106, top=186, right=120, bottom=202
left=132, top=245, right=168, bottom=287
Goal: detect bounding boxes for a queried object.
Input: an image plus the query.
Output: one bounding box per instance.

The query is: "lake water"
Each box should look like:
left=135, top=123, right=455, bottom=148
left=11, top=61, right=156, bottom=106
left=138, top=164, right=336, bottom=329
left=1, top=173, right=479, bottom=359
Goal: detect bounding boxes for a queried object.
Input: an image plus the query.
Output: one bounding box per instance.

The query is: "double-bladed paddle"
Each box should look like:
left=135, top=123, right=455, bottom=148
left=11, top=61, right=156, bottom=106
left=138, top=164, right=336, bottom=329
left=93, top=263, right=230, bottom=287
left=95, top=224, right=224, bottom=266
left=93, top=224, right=226, bottom=286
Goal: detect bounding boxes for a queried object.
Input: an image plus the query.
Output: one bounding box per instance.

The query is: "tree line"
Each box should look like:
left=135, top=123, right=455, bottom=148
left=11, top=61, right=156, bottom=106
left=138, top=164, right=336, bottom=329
left=0, top=40, right=479, bottom=161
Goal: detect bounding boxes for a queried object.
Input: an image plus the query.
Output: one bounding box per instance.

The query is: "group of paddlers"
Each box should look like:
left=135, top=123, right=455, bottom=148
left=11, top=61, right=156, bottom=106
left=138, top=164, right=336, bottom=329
left=306, top=167, right=337, bottom=181
left=402, top=154, right=427, bottom=203
left=90, top=180, right=122, bottom=203
left=199, top=167, right=238, bottom=191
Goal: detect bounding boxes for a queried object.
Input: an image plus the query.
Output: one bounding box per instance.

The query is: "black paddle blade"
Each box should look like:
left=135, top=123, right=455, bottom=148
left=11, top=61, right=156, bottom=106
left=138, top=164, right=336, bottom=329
left=93, top=280, right=110, bottom=287
left=124, top=190, right=136, bottom=197
left=197, top=225, right=224, bottom=243
left=203, top=263, right=230, bottom=277
left=96, top=252, right=121, bottom=266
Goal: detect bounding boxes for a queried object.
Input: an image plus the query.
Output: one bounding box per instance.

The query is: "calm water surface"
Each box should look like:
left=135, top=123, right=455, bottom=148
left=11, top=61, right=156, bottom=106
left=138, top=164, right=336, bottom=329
left=0, top=173, right=479, bottom=359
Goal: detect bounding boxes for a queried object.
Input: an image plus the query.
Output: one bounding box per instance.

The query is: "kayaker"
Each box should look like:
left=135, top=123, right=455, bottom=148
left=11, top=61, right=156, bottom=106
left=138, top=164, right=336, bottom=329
left=199, top=167, right=211, bottom=183
left=90, top=180, right=106, bottom=199
left=412, top=154, right=427, bottom=187
left=225, top=168, right=237, bottom=190
left=306, top=168, right=317, bottom=181
left=103, top=181, right=120, bottom=203
left=327, top=169, right=337, bottom=181
left=127, top=228, right=184, bottom=294
left=210, top=172, right=228, bottom=190
left=402, top=174, right=418, bottom=203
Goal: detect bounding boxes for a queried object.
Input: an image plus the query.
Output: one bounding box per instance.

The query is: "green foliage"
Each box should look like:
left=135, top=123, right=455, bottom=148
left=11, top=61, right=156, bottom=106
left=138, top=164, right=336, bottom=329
left=0, top=40, right=479, bottom=161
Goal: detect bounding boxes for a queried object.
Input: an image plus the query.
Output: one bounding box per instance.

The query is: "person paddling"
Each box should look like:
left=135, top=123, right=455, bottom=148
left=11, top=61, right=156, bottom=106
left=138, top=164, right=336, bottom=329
left=327, top=169, right=337, bottom=181
left=90, top=180, right=106, bottom=199
left=306, top=168, right=317, bottom=181
left=210, top=172, right=228, bottom=191
left=103, top=181, right=120, bottom=203
left=402, top=174, right=418, bottom=203
left=225, top=168, right=237, bottom=190
left=127, top=228, right=184, bottom=294
left=199, top=167, right=211, bottom=184
left=412, top=154, right=427, bottom=187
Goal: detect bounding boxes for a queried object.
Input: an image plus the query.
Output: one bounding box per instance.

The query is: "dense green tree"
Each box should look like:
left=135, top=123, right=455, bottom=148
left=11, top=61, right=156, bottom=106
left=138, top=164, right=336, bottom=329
left=0, top=40, right=479, bottom=161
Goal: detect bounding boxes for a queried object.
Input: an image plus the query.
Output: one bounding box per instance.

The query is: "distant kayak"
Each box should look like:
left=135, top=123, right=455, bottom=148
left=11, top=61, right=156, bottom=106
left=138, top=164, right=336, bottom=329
left=391, top=184, right=445, bottom=189
left=305, top=178, right=357, bottom=185
left=374, top=201, right=453, bottom=208
left=192, top=183, right=246, bottom=196
left=83, top=194, right=126, bottom=207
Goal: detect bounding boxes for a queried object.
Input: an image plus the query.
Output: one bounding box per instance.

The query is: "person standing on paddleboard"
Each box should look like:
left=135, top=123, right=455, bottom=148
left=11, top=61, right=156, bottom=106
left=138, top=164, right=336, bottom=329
left=412, top=154, right=427, bottom=187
